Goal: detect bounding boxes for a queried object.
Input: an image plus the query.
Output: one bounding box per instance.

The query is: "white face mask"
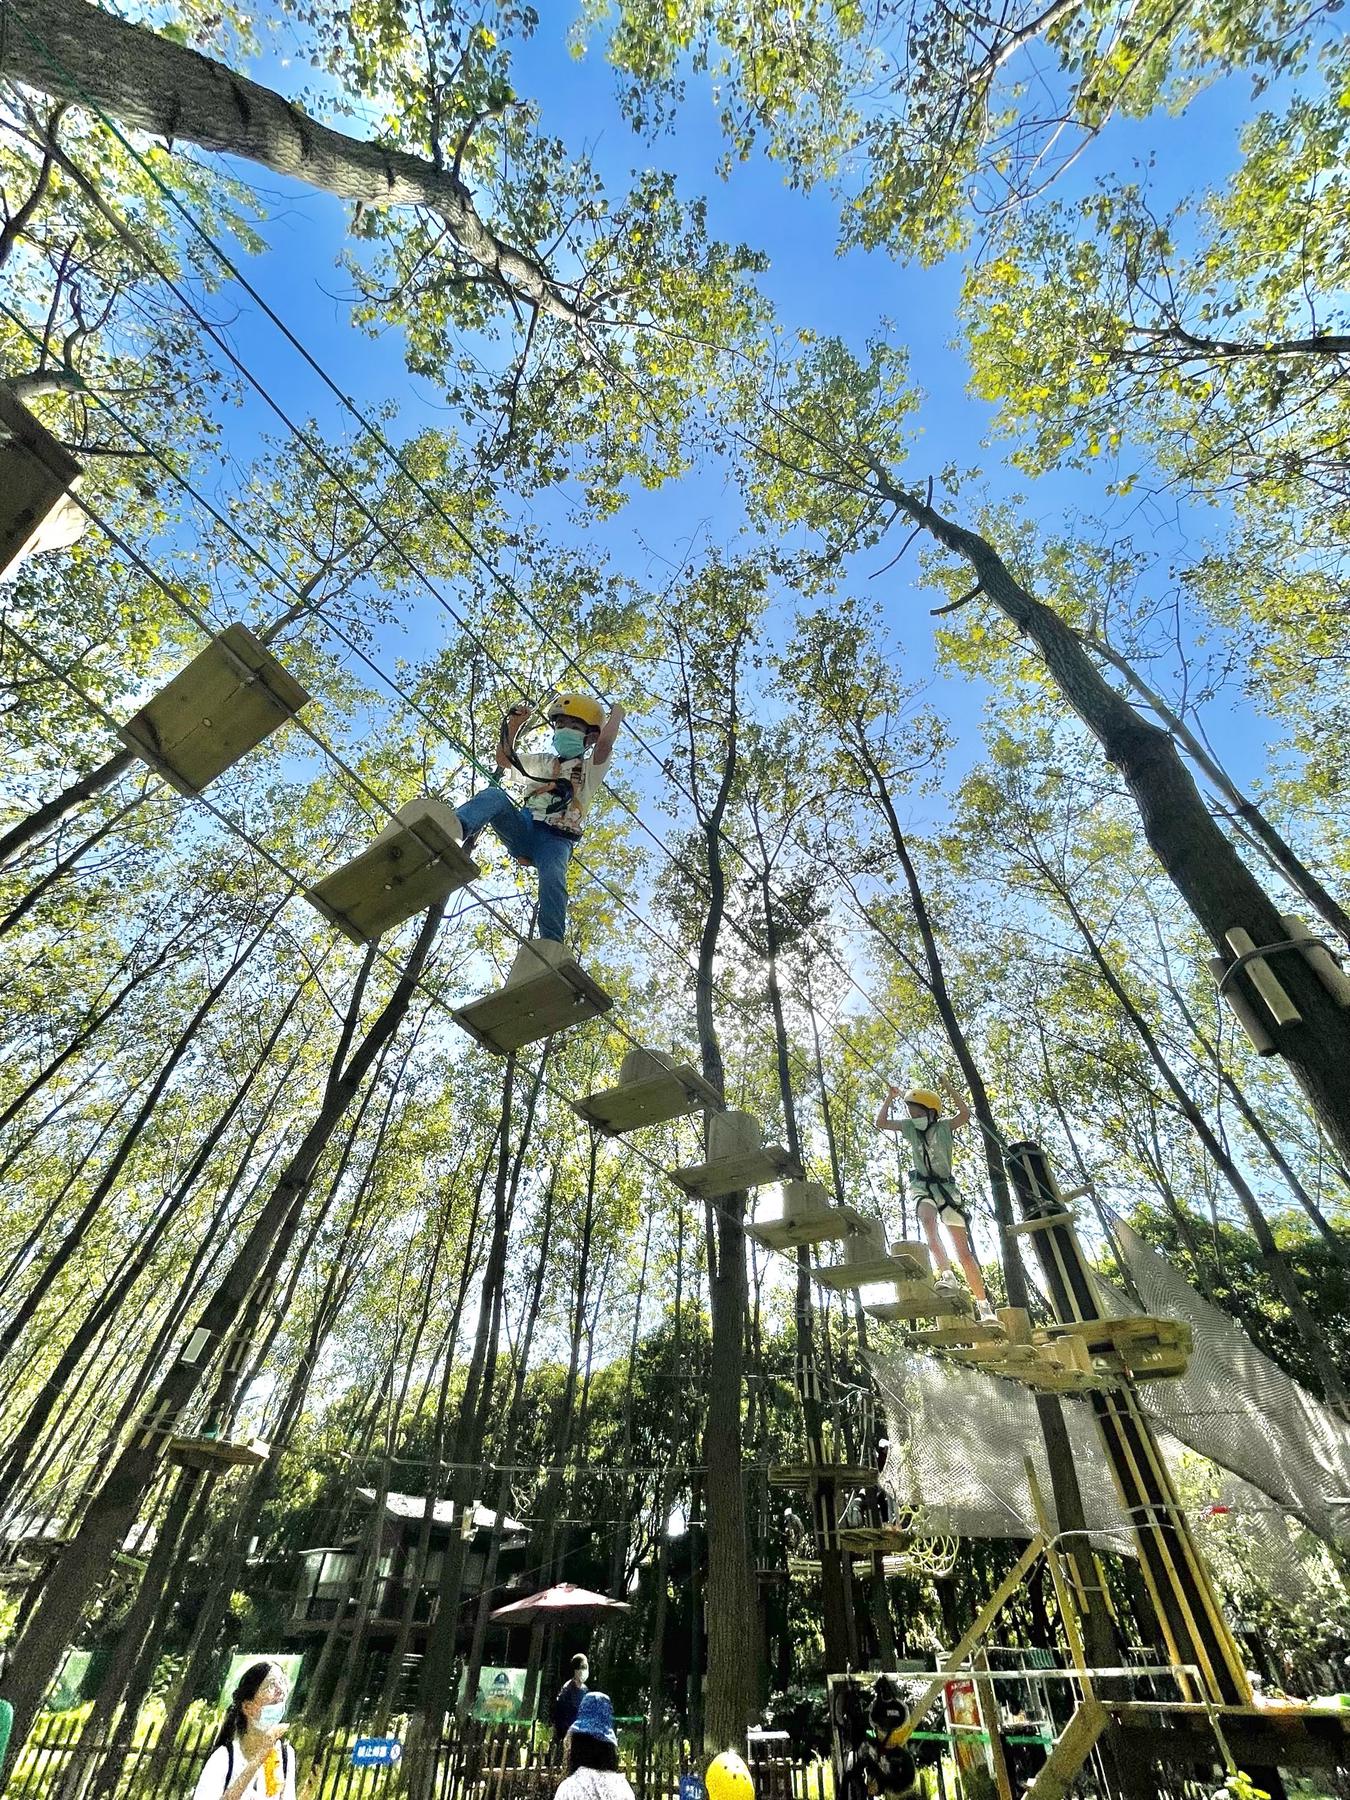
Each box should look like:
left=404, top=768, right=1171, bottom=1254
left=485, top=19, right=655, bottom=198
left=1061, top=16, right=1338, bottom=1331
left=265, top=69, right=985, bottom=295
left=258, top=1700, right=287, bottom=1728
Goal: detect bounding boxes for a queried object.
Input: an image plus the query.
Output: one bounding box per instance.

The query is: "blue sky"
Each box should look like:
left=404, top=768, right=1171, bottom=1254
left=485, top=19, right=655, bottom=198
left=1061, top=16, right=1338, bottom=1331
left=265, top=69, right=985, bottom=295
left=117, top=2, right=1285, bottom=842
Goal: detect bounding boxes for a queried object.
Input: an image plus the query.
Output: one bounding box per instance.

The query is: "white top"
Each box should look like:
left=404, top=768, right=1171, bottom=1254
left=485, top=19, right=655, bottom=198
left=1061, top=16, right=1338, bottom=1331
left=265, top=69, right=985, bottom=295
left=515, top=749, right=612, bottom=839
left=555, top=1770, right=636, bottom=1800
left=191, top=1739, right=297, bottom=1800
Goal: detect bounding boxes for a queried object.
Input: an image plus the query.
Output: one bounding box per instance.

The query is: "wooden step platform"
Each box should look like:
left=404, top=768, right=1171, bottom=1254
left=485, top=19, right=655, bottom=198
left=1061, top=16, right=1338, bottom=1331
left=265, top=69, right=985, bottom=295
left=747, top=1198, right=866, bottom=1250
left=816, top=1243, right=931, bottom=1291
left=453, top=956, right=612, bottom=1054
left=308, top=813, right=479, bottom=944
left=908, top=1318, right=1008, bottom=1348
left=1037, top=1316, right=1192, bottom=1382
left=572, top=1063, right=721, bottom=1136
left=864, top=1277, right=975, bottom=1322
left=669, top=1144, right=801, bottom=1199
left=768, top=1464, right=880, bottom=1490
left=168, top=1434, right=268, bottom=1472
left=120, top=624, right=310, bottom=796
left=0, top=383, right=86, bottom=581
left=833, top=1524, right=921, bottom=1554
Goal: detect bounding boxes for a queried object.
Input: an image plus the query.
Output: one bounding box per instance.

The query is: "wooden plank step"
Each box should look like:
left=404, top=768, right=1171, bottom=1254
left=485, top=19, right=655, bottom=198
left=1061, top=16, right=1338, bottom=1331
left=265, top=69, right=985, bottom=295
left=120, top=624, right=311, bottom=796
left=308, top=816, right=479, bottom=944
left=747, top=1201, right=866, bottom=1250
left=0, top=383, right=85, bottom=581
left=864, top=1278, right=975, bottom=1322
left=814, top=1249, right=930, bottom=1291
left=452, top=958, right=612, bottom=1054
left=833, top=1525, right=920, bottom=1554
left=669, top=1144, right=801, bottom=1199
left=571, top=1064, right=722, bottom=1136
left=168, top=1435, right=267, bottom=1472
left=768, top=1464, right=880, bottom=1489
left=908, top=1320, right=1007, bottom=1348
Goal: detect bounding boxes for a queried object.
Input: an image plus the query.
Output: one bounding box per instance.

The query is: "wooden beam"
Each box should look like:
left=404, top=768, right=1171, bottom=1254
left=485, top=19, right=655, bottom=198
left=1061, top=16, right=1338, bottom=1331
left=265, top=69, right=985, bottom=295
left=1021, top=1699, right=1108, bottom=1800
left=893, top=1535, right=1046, bottom=1746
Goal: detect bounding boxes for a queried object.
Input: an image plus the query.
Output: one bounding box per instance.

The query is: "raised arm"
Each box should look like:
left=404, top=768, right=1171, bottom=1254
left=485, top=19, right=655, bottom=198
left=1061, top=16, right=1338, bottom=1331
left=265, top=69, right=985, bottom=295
left=496, top=700, right=534, bottom=771
left=875, top=1083, right=902, bottom=1132
left=593, top=701, right=625, bottom=763
left=948, top=1096, right=971, bottom=1130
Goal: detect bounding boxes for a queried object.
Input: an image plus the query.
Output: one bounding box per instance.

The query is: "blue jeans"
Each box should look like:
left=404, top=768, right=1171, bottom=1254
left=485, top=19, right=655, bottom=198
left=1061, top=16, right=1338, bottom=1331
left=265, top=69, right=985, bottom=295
left=456, top=786, right=575, bottom=943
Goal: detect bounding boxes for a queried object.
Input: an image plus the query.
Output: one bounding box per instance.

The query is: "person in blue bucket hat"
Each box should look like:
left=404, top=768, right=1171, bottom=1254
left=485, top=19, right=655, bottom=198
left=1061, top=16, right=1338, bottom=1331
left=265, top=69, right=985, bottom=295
left=555, top=1692, right=634, bottom=1800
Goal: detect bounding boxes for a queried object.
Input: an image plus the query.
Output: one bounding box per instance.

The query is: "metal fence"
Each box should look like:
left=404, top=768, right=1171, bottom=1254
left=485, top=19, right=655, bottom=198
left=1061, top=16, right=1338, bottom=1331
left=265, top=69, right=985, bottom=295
left=2, top=1714, right=837, bottom=1800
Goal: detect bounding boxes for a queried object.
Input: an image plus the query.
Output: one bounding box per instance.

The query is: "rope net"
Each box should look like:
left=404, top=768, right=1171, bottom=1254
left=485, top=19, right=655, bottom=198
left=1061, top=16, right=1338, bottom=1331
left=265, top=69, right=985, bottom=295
left=1106, top=1220, right=1350, bottom=1546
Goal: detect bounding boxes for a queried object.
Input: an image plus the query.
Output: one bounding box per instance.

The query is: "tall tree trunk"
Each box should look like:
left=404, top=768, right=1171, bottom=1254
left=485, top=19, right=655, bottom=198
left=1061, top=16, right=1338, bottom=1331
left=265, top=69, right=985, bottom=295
left=687, top=701, right=757, bottom=1755
left=372, top=1145, right=494, bottom=1729
left=0, top=911, right=276, bottom=1364
left=869, top=472, right=1350, bottom=1164
left=0, top=746, right=135, bottom=871
left=413, top=1051, right=545, bottom=1788
left=0, top=901, right=446, bottom=1772
left=1084, top=629, right=1350, bottom=948
left=459, top=1180, right=555, bottom=1726
left=836, top=743, right=1122, bottom=1679
left=754, top=861, right=856, bottom=1671
left=8, top=0, right=588, bottom=327
left=0, top=797, right=146, bottom=936
left=1052, top=878, right=1350, bottom=1412
left=0, top=991, right=308, bottom=1503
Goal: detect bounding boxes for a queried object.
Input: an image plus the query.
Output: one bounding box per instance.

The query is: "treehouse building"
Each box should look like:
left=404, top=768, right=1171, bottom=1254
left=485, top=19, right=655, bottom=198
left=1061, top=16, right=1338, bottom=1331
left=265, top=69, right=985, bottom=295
left=290, top=1489, right=530, bottom=1693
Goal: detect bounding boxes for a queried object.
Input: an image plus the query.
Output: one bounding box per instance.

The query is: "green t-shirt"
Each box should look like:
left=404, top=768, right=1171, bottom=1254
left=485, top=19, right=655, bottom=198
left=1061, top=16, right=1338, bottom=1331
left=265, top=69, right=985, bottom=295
left=897, top=1117, right=955, bottom=1182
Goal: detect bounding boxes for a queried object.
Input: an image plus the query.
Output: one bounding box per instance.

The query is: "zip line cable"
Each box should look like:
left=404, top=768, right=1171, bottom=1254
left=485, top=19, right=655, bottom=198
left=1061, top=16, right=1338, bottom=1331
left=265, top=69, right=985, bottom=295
left=2, top=620, right=894, bottom=1329
left=0, top=48, right=949, bottom=1115
left=0, top=35, right=1017, bottom=1195
left=0, top=288, right=933, bottom=1214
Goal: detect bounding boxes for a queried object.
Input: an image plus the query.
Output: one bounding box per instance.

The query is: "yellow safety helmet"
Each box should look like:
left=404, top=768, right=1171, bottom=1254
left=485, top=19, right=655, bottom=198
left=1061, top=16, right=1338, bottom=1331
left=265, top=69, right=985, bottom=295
left=548, top=691, right=605, bottom=731
left=706, top=1751, right=755, bottom=1800
left=904, top=1086, right=942, bottom=1112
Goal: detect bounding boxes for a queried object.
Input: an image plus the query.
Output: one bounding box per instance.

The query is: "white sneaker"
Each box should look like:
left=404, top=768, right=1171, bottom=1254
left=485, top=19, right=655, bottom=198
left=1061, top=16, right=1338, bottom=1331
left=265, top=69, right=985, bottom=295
left=932, top=1271, right=967, bottom=1301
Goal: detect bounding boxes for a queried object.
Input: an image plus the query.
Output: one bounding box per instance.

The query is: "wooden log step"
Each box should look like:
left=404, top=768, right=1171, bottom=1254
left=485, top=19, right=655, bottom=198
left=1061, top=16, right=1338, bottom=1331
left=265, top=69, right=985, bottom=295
left=814, top=1249, right=930, bottom=1291
left=571, top=1063, right=721, bottom=1136
left=120, top=624, right=311, bottom=796
left=907, top=1319, right=1008, bottom=1348
left=747, top=1199, right=867, bottom=1250
left=863, top=1277, right=975, bottom=1321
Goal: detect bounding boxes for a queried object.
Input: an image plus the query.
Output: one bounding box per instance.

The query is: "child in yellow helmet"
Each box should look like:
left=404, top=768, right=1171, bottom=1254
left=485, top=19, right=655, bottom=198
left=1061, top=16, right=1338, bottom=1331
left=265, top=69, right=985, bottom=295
left=875, top=1084, right=991, bottom=1313
left=454, top=692, right=624, bottom=944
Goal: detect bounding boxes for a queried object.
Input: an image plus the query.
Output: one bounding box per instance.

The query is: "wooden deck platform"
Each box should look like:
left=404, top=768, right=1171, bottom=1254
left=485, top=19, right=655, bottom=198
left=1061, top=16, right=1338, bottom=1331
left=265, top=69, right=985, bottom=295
left=168, top=1435, right=268, bottom=1472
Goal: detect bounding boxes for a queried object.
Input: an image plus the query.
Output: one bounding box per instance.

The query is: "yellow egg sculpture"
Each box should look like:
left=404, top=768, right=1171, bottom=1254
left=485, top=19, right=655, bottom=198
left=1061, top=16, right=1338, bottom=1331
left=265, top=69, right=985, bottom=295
left=706, top=1750, right=756, bottom=1800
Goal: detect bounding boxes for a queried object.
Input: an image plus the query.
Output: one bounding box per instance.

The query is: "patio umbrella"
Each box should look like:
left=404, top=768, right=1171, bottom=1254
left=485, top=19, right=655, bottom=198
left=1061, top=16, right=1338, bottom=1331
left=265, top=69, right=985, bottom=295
left=490, top=1581, right=631, bottom=1620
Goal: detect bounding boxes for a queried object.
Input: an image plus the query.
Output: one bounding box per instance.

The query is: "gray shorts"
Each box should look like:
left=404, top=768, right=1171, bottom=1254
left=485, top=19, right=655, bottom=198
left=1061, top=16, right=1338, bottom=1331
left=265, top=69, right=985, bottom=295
left=911, top=1173, right=968, bottom=1225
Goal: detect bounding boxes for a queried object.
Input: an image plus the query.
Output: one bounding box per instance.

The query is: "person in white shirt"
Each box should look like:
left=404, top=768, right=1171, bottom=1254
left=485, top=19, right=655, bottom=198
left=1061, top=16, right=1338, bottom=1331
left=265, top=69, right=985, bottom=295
left=190, top=1661, right=296, bottom=1800
left=555, top=1692, right=634, bottom=1800
left=453, top=691, right=624, bottom=945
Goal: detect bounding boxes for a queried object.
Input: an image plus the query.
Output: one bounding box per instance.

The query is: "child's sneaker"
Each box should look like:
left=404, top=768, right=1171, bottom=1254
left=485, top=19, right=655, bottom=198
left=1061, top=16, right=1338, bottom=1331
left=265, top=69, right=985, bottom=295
left=933, top=1271, right=968, bottom=1304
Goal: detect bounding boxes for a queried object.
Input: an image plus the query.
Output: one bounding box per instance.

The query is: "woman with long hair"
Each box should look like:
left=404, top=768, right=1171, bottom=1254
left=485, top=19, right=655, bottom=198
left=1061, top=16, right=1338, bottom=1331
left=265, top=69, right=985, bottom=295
left=191, top=1660, right=296, bottom=1800
left=555, top=1693, right=634, bottom=1800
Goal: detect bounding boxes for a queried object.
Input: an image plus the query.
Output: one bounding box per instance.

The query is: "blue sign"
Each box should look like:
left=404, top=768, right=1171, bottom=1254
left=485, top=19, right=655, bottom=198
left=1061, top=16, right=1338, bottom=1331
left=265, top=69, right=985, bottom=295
left=680, top=1776, right=706, bottom=1800
left=352, top=1737, right=403, bottom=1768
